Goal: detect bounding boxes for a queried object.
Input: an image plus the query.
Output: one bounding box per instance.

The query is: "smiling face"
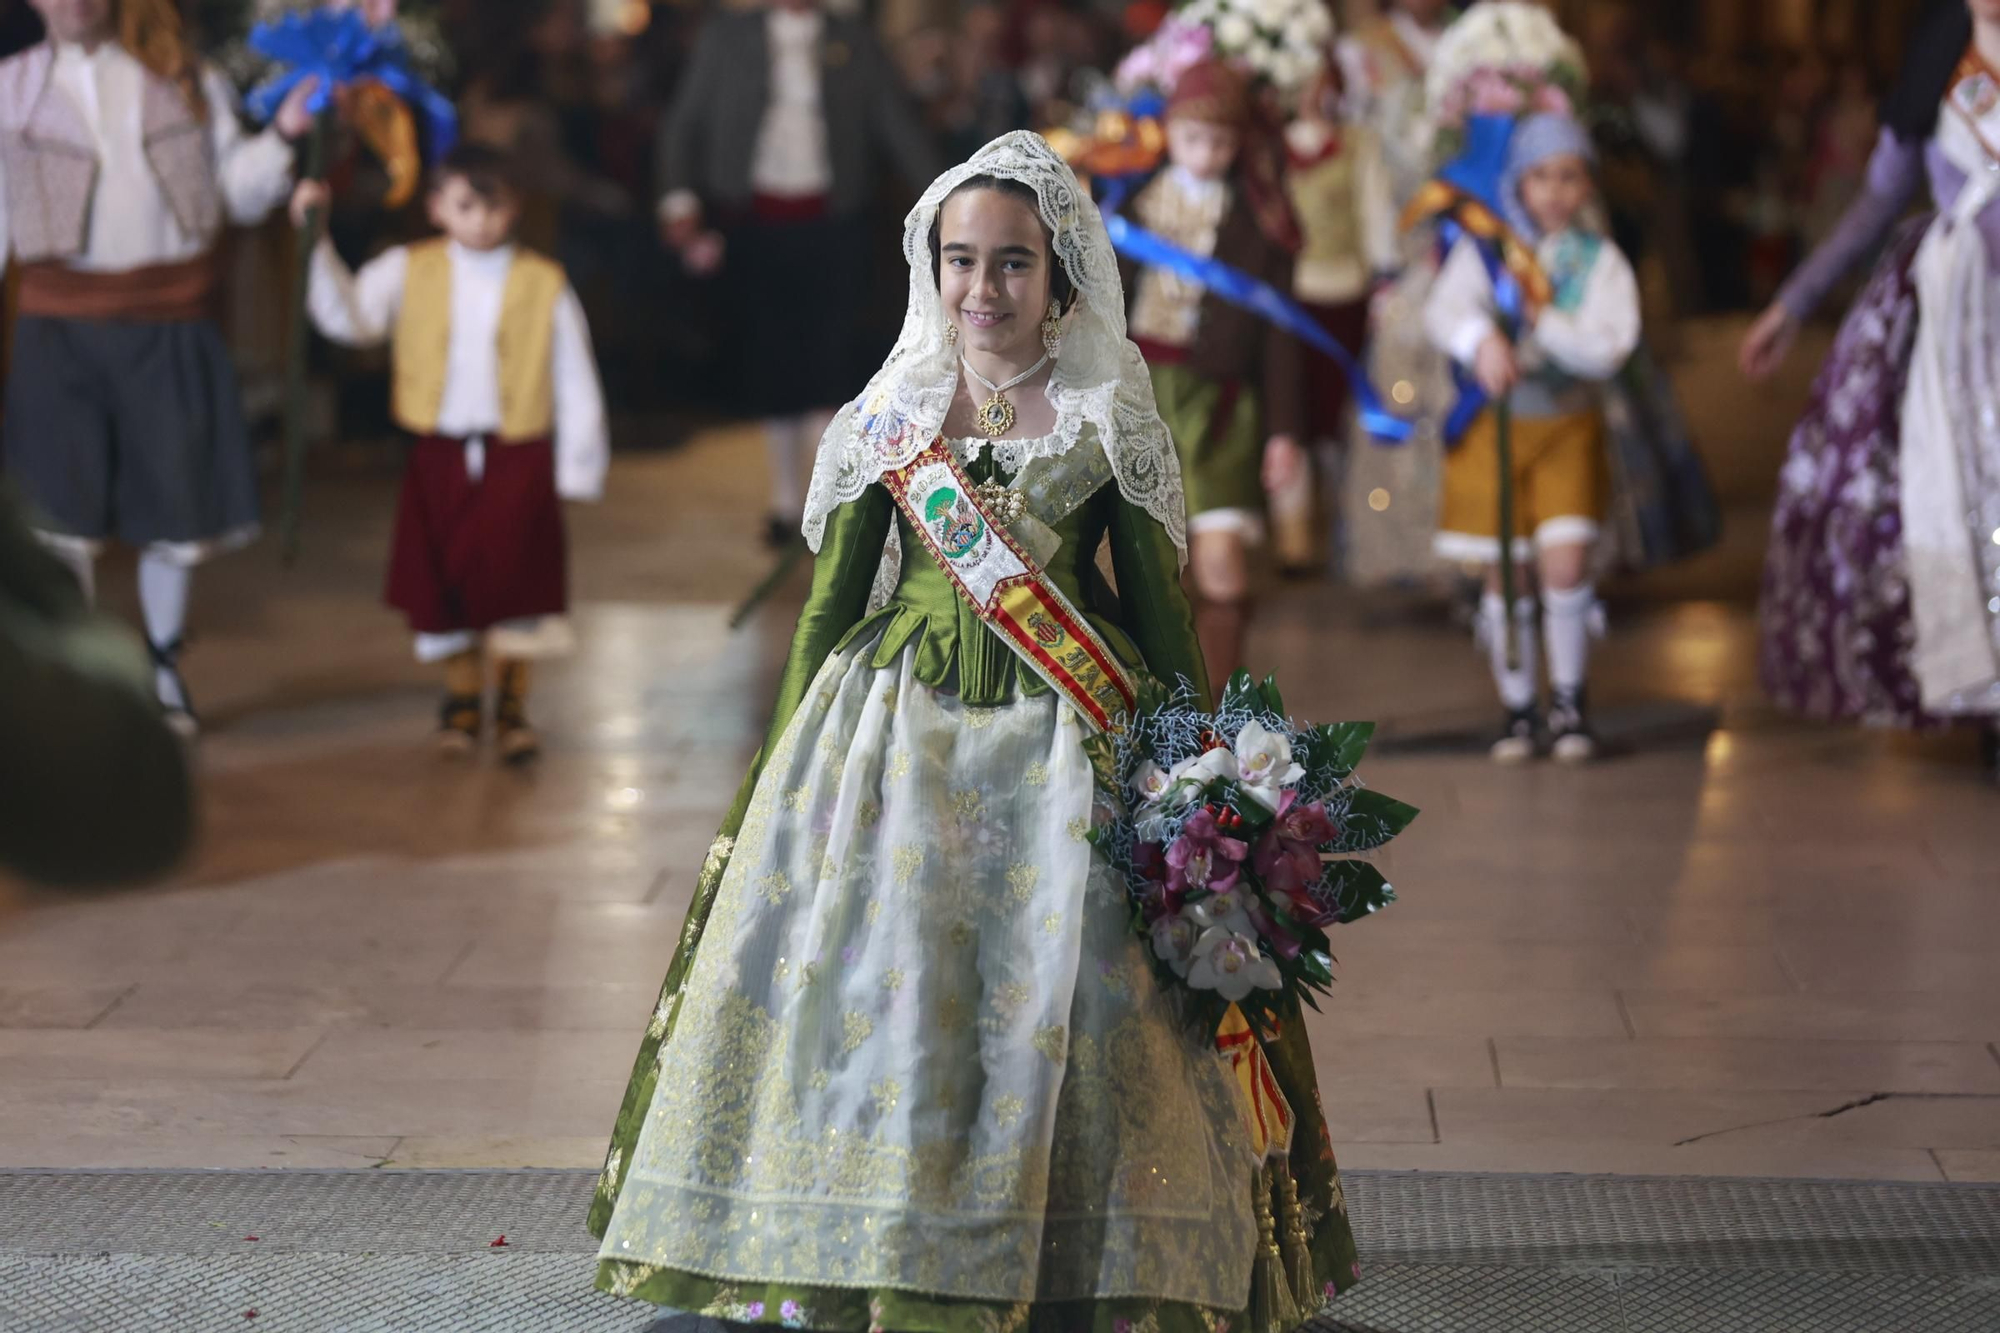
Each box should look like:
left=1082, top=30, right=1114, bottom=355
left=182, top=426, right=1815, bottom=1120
left=1518, top=152, right=1593, bottom=238
left=937, top=186, right=1054, bottom=364
left=29, top=0, right=114, bottom=45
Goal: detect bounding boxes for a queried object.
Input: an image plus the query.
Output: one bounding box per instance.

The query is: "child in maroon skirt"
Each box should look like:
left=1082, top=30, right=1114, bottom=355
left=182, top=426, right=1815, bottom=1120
left=293, top=144, right=609, bottom=762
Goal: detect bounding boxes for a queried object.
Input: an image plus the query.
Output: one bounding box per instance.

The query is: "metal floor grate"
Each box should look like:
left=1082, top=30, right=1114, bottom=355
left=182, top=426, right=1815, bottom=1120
left=2, top=1169, right=1997, bottom=1332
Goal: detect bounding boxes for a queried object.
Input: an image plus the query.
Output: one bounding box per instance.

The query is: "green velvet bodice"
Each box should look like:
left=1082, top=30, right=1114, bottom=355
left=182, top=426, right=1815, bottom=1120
left=761, top=439, right=1208, bottom=759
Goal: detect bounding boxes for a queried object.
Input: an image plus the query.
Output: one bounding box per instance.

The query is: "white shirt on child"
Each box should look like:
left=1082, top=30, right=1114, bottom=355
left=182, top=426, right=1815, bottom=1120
left=1423, top=230, right=1641, bottom=382
left=304, top=237, right=610, bottom=502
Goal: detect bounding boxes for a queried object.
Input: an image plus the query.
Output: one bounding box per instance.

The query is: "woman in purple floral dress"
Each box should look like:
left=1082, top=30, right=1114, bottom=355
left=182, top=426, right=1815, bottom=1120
left=1740, top=0, right=2000, bottom=779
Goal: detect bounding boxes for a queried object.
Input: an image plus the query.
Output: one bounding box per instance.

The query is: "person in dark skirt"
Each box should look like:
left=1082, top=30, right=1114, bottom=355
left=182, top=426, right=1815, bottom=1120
left=293, top=143, right=609, bottom=764
left=0, top=0, right=317, bottom=735
left=655, top=0, right=939, bottom=545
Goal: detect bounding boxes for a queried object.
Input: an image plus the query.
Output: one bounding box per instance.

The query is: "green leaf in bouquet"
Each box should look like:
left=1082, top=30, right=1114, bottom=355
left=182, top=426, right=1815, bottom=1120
left=1256, top=674, right=1285, bottom=716
left=1220, top=669, right=1258, bottom=711
left=1216, top=781, right=1276, bottom=831
left=1312, top=721, right=1376, bottom=777
left=1339, top=788, right=1420, bottom=851
left=1323, top=860, right=1397, bottom=923
left=1299, top=950, right=1336, bottom=986
left=1132, top=674, right=1175, bottom=716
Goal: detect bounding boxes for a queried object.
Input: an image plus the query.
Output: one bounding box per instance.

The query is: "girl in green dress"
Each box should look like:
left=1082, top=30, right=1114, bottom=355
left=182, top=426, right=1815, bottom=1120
left=589, top=131, right=1358, bottom=1333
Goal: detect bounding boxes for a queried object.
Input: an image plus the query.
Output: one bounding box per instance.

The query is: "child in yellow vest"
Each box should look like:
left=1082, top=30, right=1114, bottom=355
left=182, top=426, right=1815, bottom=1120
left=1423, top=114, right=1639, bottom=763
left=292, top=144, right=609, bottom=763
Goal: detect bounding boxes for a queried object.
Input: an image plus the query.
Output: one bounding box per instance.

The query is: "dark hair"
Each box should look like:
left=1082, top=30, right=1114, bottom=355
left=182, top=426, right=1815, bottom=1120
left=927, top=176, right=1077, bottom=313
left=1881, top=0, right=1971, bottom=143
left=433, top=142, right=521, bottom=204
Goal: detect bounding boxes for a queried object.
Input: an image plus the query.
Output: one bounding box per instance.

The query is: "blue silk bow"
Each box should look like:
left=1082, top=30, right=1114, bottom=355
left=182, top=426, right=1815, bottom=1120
left=1099, top=176, right=1413, bottom=445
left=245, top=7, right=457, bottom=159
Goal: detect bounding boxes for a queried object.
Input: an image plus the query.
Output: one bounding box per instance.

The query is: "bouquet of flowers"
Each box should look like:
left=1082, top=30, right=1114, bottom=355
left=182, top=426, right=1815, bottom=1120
left=1114, top=0, right=1335, bottom=104
left=1086, top=673, right=1415, bottom=1033
left=1423, top=1, right=1587, bottom=163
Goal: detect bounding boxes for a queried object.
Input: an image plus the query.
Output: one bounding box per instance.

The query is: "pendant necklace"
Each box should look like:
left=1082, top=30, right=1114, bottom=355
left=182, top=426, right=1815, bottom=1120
left=961, top=352, right=1049, bottom=439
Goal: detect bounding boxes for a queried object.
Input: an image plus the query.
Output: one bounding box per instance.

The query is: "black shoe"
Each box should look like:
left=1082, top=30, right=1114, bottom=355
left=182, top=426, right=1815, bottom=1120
left=1548, top=688, right=1598, bottom=764
left=437, top=692, right=482, bottom=758
left=1489, top=705, right=1539, bottom=764
left=762, top=514, right=794, bottom=549
left=148, top=637, right=198, bottom=739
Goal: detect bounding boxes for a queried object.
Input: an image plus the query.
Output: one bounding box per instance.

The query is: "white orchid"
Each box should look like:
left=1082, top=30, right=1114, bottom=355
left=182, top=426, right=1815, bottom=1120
left=1151, top=914, right=1200, bottom=977
left=1187, top=886, right=1255, bottom=937
left=1132, top=760, right=1176, bottom=806
left=1233, top=721, right=1305, bottom=811
left=1185, top=928, right=1283, bottom=1002
left=1172, top=746, right=1241, bottom=791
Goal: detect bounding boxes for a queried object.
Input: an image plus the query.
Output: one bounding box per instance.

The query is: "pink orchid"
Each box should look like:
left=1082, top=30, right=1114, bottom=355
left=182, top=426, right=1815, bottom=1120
left=1272, top=790, right=1339, bottom=847
left=1166, top=808, right=1249, bottom=896
left=1251, top=791, right=1334, bottom=897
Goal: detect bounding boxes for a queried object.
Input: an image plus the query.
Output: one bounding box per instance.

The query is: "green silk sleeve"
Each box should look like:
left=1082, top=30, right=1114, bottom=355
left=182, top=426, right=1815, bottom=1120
left=760, top=485, right=895, bottom=756
left=1107, top=495, right=1211, bottom=711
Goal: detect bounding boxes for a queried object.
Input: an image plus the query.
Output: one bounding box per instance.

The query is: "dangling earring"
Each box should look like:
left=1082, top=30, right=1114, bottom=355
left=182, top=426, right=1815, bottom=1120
left=1040, top=300, right=1063, bottom=356
left=943, top=320, right=959, bottom=347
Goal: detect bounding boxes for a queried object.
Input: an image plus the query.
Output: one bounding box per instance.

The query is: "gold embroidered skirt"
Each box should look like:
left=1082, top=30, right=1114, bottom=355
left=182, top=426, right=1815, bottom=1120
left=595, top=639, right=1261, bottom=1313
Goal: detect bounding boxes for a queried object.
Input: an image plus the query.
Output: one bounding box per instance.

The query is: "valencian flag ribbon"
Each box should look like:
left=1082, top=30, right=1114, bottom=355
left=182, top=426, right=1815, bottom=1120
left=1099, top=177, right=1413, bottom=446
left=883, top=437, right=1137, bottom=733
left=1215, top=1003, right=1295, bottom=1158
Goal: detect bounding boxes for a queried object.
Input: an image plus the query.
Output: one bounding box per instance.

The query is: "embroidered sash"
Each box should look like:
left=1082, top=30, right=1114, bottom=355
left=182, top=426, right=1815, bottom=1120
left=882, top=436, right=1137, bottom=733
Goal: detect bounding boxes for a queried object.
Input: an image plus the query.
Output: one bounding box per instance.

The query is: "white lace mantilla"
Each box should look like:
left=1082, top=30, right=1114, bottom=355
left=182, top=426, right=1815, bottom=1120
left=802, top=132, right=1187, bottom=563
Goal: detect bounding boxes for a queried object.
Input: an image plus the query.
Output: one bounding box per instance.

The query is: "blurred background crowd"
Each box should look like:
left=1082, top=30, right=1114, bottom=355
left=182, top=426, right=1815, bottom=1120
left=0, top=0, right=1939, bottom=449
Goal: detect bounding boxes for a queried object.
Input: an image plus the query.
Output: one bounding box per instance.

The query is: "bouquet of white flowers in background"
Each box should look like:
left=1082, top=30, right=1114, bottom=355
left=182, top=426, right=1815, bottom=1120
left=1085, top=674, right=1414, bottom=1034
left=1115, top=0, right=1336, bottom=104
left=1423, top=1, right=1587, bottom=163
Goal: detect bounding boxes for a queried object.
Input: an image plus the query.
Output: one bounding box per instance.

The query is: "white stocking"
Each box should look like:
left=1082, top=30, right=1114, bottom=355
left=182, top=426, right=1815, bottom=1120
left=138, top=549, right=194, bottom=712
left=1542, top=583, right=1598, bottom=696
left=1480, top=590, right=1540, bottom=711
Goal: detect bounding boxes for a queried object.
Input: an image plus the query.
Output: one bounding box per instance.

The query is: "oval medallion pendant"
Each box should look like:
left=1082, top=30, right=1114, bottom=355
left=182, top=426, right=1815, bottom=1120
left=977, top=393, right=1017, bottom=438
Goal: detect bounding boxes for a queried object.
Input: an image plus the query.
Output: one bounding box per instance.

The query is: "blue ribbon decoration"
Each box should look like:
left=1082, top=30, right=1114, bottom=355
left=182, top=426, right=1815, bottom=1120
left=245, top=7, right=457, bottom=159
left=1434, top=214, right=1525, bottom=446
left=1098, top=176, right=1412, bottom=445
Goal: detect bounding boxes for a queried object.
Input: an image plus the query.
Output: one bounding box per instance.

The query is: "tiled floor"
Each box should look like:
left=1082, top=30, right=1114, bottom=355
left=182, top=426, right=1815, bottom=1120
left=1, top=321, right=1996, bottom=1183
